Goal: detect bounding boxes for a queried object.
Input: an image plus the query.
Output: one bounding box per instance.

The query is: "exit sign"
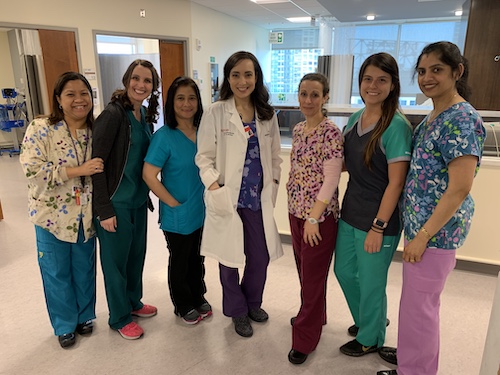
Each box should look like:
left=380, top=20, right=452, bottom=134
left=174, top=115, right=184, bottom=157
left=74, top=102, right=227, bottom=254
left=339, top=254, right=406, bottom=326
left=269, top=32, right=283, bottom=44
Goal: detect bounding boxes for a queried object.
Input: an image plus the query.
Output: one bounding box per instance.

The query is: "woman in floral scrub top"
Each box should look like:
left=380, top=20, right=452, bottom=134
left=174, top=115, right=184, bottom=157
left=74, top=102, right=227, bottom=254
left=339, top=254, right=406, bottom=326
left=286, top=73, right=343, bottom=365
left=378, top=42, right=485, bottom=375
left=20, top=72, right=104, bottom=349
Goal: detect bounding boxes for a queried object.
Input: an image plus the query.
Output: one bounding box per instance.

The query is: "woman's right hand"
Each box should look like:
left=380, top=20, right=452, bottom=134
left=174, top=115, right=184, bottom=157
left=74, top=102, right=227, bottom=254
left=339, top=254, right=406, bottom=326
left=208, top=181, right=221, bottom=191
left=100, top=216, right=117, bottom=232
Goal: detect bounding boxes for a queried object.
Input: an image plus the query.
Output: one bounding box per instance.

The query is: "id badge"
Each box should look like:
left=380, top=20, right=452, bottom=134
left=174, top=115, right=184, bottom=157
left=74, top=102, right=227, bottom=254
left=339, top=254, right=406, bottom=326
left=73, top=186, right=81, bottom=206
left=244, top=125, right=254, bottom=138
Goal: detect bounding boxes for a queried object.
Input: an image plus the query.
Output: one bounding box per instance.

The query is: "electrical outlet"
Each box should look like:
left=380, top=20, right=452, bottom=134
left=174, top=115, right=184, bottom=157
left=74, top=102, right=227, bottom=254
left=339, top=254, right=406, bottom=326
left=140, top=9, right=146, bottom=18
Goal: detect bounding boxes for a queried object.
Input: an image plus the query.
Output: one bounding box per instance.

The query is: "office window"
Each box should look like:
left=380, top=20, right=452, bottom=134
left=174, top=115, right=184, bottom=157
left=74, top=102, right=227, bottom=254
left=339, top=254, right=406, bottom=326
left=269, top=29, right=323, bottom=106
left=335, top=20, right=467, bottom=105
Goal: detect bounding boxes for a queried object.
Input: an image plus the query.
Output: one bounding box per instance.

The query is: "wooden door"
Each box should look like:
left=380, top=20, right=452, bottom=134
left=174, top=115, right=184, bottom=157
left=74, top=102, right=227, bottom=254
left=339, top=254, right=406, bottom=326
left=159, top=41, right=185, bottom=104
left=463, top=0, right=500, bottom=110
left=38, top=29, right=79, bottom=109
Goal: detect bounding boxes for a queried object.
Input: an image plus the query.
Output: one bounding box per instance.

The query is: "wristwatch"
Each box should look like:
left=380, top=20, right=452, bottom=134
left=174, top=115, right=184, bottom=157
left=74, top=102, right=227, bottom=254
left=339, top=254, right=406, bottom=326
left=372, top=217, right=388, bottom=229
left=307, top=217, right=319, bottom=225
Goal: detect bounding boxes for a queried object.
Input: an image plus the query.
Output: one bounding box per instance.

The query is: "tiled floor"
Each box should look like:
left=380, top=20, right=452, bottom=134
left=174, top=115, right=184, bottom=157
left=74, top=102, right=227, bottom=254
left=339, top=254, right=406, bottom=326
left=0, top=154, right=496, bottom=375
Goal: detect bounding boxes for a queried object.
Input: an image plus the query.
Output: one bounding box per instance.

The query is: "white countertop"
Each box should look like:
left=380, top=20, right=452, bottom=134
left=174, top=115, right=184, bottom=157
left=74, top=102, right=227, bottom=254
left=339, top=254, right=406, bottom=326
left=324, top=104, right=500, bottom=118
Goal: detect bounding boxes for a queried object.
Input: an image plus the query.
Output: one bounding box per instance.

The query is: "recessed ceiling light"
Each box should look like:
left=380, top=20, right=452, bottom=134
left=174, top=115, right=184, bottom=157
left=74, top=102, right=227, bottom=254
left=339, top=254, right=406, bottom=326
left=455, top=10, right=463, bottom=16
left=250, top=0, right=290, bottom=4
left=286, top=17, right=311, bottom=23
left=366, top=15, right=375, bottom=21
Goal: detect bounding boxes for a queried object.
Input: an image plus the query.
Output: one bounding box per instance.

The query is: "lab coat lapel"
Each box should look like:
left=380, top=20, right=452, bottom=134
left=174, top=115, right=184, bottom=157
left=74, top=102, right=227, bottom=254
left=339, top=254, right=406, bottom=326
left=227, top=97, right=247, bottom=137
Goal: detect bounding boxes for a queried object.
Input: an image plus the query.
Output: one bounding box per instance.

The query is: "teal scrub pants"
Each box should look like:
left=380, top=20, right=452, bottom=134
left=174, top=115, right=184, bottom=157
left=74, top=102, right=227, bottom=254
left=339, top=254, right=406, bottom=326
left=95, top=203, right=148, bottom=330
left=334, top=219, right=400, bottom=347
left=35, top=224, right=96, bottom=336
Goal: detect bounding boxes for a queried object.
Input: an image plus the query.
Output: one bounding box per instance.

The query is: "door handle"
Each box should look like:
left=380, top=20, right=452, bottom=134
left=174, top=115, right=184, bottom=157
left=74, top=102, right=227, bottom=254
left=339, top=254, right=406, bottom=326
left=495, top=55, right=500, bottom=62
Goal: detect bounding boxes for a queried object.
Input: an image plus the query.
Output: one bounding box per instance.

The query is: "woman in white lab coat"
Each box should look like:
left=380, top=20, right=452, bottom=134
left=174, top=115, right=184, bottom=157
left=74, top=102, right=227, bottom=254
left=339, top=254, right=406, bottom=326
left=196, top=51, right=283, bottom=338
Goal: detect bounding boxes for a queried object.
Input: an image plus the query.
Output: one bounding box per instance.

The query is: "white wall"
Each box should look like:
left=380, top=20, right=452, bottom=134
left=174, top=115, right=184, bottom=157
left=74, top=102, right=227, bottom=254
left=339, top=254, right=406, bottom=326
left=190, top=3, right=270, bottom=107
left=0, top=0, right=271, bottom=112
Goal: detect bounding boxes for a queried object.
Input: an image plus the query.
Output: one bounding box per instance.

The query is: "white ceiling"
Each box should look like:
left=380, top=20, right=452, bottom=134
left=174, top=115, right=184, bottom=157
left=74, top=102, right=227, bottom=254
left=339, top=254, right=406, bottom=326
left=190, top=0, right=468, bottom=29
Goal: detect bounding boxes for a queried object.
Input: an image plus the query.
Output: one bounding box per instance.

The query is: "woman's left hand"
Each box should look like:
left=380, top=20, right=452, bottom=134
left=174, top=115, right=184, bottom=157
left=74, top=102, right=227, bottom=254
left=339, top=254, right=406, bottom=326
left=364, top=229, right=383, bottom=253
left=403, top=236, right=427, bottom=263
left=303, top=221, right=322, bottom=247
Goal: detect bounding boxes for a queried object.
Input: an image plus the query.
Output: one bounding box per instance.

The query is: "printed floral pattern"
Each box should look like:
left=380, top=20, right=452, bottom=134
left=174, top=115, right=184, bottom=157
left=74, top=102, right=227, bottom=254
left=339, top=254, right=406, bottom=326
left=238, top=119, right=263, bottom=210
left=402, top=102, right=485, bottom=249
left=287, top=118, right=344, bottom=221
left=19, top=118, right=95, bottom=243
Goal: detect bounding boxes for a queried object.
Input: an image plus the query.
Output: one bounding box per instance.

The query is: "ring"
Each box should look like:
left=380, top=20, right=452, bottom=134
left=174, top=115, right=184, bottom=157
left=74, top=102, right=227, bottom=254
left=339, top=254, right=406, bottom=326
left=410, top=259, right=415, bottom=263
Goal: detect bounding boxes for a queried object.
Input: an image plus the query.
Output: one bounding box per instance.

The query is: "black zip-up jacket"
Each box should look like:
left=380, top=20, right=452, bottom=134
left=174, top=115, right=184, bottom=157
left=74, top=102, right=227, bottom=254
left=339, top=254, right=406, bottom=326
left=91, top=99, right=153, bottom=221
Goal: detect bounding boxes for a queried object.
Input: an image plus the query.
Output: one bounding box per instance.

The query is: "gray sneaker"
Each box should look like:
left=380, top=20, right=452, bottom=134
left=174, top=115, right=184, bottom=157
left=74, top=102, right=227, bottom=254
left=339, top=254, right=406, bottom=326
left=196, top=302, right=213, bottom=319
left=180, top=309, right=201, bottom=325
left=232, top=315, right=253, bottom=337
left=248, top=308, right=269, bottom=322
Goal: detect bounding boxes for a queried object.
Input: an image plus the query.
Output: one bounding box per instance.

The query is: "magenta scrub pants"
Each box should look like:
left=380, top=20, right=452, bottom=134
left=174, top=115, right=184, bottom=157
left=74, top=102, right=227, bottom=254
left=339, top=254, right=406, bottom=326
left=397, top=247, right=456, bottom=375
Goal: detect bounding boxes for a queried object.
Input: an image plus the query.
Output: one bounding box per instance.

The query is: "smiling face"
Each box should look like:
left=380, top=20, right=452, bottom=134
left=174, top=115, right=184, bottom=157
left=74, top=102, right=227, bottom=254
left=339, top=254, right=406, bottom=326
left=57, top=79, right=92, bottom=125
left=227, top=58, right=256, bottom=102
left=360, top=65, right=394, bottom=108
left=126, top=65, right=153, bottom=107
left=298, top=79, right=328, bottom=118
left=416, top=52, right=461, bottom=100
left=173, top=85, right=198, bottom=123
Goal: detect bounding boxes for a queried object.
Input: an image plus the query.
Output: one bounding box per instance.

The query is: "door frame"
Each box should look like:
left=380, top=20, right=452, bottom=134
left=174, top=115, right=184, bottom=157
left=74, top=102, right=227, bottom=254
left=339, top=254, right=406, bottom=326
left=0, top=22, right=82, bottom=119
left=92, top=30, right=189, bottom=113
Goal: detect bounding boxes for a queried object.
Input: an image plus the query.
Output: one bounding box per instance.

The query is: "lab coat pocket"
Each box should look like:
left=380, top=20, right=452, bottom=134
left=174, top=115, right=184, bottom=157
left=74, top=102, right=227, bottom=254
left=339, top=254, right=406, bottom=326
left=205, top=186, right=234, bottom=216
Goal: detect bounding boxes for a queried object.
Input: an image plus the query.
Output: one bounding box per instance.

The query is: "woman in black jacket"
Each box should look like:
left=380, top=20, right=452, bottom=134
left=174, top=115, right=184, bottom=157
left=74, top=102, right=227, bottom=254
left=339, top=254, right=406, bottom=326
left=92, top=59, right=160, bottom=340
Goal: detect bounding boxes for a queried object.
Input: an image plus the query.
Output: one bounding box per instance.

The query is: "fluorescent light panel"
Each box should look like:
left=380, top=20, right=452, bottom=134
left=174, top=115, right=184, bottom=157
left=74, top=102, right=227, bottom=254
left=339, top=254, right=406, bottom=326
left=250, top=0, right=290, bottom=4
left=287, top=16, right=311, bottom=23
left=455, top=10, right=463, bottom=16
left=366, top=15, right=375, bottom=20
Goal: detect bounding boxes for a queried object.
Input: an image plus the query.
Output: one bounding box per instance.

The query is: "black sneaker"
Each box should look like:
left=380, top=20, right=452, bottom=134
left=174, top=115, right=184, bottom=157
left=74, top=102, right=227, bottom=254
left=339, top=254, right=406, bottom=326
left=339, top=339, right=378, bottom=357
left=248, top=308, right=268, bottom=322
left=378, top=346, right=398, bottom=365
left=76, top=320, right=93, bottom=335
left=232, top=315, right=253, bottom=337
left=377, top=371, right=397, bottom=375
left=348, top=318, right=390, bottom=337
left=58, top=333, right=76, bottom=348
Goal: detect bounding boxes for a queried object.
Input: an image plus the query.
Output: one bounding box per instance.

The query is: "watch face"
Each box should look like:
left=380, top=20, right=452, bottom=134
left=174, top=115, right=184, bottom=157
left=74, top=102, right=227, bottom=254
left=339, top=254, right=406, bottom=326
left=374, top=219, right=387, bottom=228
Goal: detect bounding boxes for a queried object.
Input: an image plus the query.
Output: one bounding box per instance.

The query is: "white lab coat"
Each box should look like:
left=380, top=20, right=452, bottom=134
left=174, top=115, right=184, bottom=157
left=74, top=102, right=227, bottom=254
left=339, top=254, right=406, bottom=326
left=195, top=97, right=283, bottom=268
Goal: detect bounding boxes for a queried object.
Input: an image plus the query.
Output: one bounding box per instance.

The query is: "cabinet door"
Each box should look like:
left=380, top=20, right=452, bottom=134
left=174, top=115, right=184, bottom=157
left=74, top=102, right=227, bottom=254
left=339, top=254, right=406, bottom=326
left=464, top=0, right=500, bottom=110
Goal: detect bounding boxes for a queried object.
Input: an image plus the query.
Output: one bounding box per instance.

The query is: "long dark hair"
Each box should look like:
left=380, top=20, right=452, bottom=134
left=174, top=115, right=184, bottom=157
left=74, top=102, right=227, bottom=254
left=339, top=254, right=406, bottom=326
left=219, top=51, right=274, bottom=121
left=359, top=53, right=401, bottom=168
left=48, top=72, right=94, bottom=127
left=164, top=76, right=203, bottom=129
left=414, top=41, right=471, bottom=101
left=298, top=73, right=329, bottom=117
left=111, top=59, right=161, bottom=124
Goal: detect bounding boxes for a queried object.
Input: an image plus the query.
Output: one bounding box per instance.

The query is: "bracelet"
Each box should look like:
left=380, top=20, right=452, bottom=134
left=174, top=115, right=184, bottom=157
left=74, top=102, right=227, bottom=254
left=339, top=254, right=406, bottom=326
left=370, top=226, right=384, bottom=234
left=420, top=226, right=432, bottom=239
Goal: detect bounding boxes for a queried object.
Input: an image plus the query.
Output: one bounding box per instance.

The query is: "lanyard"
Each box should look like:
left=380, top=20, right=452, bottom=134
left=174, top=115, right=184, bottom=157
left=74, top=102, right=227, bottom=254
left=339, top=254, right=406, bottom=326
left=66, top=122, right=89, bottom=187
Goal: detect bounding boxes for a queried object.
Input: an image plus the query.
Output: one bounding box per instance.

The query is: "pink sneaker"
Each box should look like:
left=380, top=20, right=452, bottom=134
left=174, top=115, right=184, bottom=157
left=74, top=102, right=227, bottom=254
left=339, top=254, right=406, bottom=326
left=132, top=304, right=157, bottom=318
left=117, top=322, right=144, bottom=340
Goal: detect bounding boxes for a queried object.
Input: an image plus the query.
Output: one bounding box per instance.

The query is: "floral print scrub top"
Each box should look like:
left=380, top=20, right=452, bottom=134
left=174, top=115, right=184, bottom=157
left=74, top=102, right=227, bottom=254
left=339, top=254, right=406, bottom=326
left=20, top=118, right=95, bottom=243
left=287, top=118, right=344, bottom=221
left=402, top=102, right=485, bottom=249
